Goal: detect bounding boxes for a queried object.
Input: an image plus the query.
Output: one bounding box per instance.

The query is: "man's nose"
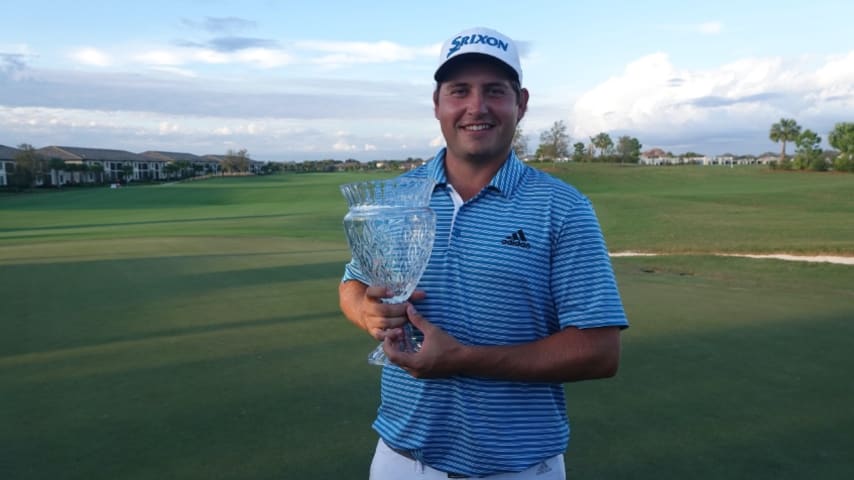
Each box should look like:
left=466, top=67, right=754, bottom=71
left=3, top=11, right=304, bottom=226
left=466, top=91, right=488, bottom=115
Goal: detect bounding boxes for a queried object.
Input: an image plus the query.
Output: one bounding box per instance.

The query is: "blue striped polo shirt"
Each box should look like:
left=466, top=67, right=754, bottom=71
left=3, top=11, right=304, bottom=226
left=342, top=148, right=628, bottom=476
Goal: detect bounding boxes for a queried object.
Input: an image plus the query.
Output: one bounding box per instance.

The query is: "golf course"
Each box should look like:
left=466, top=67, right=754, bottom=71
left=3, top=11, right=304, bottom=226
left=1, top=164, right=853, bottom=479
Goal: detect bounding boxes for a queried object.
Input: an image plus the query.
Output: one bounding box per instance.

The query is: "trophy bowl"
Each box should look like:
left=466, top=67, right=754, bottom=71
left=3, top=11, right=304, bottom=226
left=341, top=177, right=436, bottom=365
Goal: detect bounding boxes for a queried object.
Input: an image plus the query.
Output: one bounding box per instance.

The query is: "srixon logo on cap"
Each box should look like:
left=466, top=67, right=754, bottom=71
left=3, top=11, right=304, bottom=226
left=447, top=34, right=509, bottom=58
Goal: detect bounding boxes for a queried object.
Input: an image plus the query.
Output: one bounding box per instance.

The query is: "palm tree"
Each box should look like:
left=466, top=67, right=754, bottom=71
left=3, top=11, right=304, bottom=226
left=590, top=132, right=614, bottom=157
left=769, top=118, right=801, bottom=164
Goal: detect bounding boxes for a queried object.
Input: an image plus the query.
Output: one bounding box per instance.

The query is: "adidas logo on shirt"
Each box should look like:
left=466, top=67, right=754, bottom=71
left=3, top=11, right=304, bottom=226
left=501, top=229, right=531, bottom=249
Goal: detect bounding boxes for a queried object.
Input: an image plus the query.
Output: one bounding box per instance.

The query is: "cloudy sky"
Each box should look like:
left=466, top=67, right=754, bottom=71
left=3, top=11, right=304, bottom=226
left=1, top=0, right=852, bottom=161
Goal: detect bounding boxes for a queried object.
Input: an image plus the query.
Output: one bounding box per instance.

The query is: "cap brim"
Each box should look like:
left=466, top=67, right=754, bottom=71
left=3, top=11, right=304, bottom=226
left=434, top=53, right=519, bottom=83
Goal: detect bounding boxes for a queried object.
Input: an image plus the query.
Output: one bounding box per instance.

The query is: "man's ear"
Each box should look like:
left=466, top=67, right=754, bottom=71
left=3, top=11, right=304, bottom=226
left=517, top=88, right=530, bottom=124
left=433, top=88, right=440, bottom=119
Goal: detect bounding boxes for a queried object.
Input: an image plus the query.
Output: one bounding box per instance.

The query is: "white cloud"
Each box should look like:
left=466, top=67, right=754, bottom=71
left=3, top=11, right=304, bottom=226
left=0, top=105, right=434, bottom=160
left=71, top=47, right=111, bottom=67
left=301, top=40, right=434, bottom=66
left=246, top=123, right=264, bottom=135
left=812, top=51, right=854, bottom=97
left=333, top=139, right=358, bottom=151
left=159, top=121, right=179, bottom=134
left=192, top=49, right=231, bottom=65
left=132, top=44, right=293, bottom=70
left=233, top=48, right=293, bottom=68
left=570, top=50, right=854, bottom=151
left=147, top=65, right=198, bottom=77
left=135, top=50, right=184, bottom=66
left=41, top=37, right=435, bottom=75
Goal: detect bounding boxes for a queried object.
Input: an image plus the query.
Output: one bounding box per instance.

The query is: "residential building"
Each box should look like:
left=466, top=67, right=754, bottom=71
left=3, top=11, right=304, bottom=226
left=141, top=151, right=221, bottom=177
left=757, top=153, right=779, bottom=165
left=0, top=144, right=19, bottom=186
left=37, top=146, right=164, bottom=183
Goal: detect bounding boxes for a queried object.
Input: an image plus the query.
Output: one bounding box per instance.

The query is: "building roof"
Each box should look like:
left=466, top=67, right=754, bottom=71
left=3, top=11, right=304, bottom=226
left=37, top=146, right=148, bottom=162
left=0, top=144, right=21, bottom=161
left=140, top=151, right=204, bottom=162
left=643, top=148, right=667, bottom=158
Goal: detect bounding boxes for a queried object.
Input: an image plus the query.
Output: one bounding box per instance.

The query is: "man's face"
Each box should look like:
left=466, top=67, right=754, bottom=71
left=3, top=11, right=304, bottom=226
left=434, top=60, right=528, bottom=166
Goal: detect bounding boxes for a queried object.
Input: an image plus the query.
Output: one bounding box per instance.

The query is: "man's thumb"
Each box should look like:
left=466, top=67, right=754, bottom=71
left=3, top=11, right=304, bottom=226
left=406, top=303, right=426, bottom=328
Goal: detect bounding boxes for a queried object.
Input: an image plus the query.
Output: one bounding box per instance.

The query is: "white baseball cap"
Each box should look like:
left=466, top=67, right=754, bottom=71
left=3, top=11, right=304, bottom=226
left=434, top=27, right=522, bottom=84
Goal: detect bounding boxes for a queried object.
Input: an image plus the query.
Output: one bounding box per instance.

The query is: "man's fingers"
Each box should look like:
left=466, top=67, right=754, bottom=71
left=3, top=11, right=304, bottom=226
left=365, top=285, right=392, bottom=300
left=377, top=327, right=402, bottom=341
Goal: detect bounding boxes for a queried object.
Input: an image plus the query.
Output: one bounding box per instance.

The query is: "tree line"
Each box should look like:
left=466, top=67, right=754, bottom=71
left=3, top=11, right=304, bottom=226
left=6, top=119, right=853, bottom=189
left=514, top=118, right=854, bottom=172
left=768, top=119, right=854, bottom=172
left=514, top=120, right=643, bottom=163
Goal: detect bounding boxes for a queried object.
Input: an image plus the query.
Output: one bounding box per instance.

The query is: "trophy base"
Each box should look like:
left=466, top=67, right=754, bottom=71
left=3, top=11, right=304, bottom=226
left=367, top=324, right=422, bottom=366
left=367, top=345, right=392, bottom=366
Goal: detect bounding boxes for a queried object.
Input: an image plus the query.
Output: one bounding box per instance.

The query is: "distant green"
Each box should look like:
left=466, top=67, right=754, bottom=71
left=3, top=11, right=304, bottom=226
left=1, top=165, right=852, bottom=479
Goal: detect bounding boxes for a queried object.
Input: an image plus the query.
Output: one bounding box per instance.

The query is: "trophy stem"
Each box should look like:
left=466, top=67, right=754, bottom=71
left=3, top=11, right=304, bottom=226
left=367, top=323, right=422, bottom=366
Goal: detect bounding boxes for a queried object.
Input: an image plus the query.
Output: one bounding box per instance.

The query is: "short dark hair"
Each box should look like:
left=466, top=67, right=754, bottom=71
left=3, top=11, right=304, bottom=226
left=435, top=53, right=519, bottom=82
left=434, top=54, right=523, bottom=101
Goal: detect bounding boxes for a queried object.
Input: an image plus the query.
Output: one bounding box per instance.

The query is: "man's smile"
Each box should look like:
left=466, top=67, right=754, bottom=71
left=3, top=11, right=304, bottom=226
left=461, top=123, right=494, bottom=131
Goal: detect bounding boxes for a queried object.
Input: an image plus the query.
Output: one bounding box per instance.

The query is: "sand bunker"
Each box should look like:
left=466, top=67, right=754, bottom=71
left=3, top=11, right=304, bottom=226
left=610, top=251, right=854, bottom=266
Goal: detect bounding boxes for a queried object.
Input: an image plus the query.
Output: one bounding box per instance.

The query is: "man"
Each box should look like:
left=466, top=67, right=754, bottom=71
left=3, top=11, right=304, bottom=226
left=339, top=27, right=628, bottom=479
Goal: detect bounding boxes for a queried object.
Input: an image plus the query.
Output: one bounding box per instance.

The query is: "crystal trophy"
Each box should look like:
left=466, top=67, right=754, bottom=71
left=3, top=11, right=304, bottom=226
left=341, top=178, right=436, bottom=366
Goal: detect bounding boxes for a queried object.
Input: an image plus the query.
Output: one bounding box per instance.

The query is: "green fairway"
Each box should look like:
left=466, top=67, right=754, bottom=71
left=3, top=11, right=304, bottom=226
left=539, top=163, right=854, bottom=255
left=570, top=256, right=854, bottom=479
left=1, top=167, right=853, bottom=479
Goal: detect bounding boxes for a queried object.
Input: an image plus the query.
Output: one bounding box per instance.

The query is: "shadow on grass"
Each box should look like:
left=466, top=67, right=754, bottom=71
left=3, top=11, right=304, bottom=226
left=0, top=212, right=304, bottom=234
left=0, top=310, right=339, bottom=366
left=3, top=307, right=853, bottom=480
left=5, top=255, right=852, bottom=479
left=1, top=326, right=380, bottom=480
left=564, top=309, right=854, bottom=480
left=178, top=260, right=346, bottom=286
left=0, top=257, right=347, bottom=357
left=1, top=248, right=349, bottom=266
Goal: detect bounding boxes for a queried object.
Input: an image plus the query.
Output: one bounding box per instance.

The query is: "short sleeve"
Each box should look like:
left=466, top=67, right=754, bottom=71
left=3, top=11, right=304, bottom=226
left=551, top=198, right=629, bottom=330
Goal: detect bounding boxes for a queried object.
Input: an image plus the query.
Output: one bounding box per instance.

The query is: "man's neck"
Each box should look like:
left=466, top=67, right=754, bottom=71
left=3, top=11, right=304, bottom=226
left=444, top=151, right=508, bottom=201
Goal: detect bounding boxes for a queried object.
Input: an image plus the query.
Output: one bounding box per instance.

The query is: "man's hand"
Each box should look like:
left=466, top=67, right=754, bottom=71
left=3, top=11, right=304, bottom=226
left=338, top=280, right=425, bottom=340
left=384, top=304, right=622, bottom=383
left=359, top=286, right=408, bottom=341
left=383, top=304, right=467, bottom=378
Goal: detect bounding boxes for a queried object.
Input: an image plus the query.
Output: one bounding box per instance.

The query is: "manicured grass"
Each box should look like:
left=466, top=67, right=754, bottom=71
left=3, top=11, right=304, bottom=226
left=1, top=167, right=853, bottom=479
left=0, top=174, right=361, bottom=243
left=569, top=256, right=854, bottom=479
left=540, top=163, right=854, bottom=254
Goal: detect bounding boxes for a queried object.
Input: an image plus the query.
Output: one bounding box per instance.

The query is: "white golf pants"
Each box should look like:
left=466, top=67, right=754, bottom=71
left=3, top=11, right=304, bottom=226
left=370, top=439, right=566, bottom=479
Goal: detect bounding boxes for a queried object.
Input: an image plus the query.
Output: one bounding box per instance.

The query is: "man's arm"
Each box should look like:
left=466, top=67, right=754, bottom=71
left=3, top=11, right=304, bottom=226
left=384, top=304, right=621, bottom=383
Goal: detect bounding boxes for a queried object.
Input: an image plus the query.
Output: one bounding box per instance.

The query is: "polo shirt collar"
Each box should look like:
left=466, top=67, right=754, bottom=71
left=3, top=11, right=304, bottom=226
left=425, top=148, right=526, bottom=199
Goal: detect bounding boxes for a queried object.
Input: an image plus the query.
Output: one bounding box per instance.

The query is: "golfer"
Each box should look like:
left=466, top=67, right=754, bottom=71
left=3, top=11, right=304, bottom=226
left=339, top=26, right=628, bottom=479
